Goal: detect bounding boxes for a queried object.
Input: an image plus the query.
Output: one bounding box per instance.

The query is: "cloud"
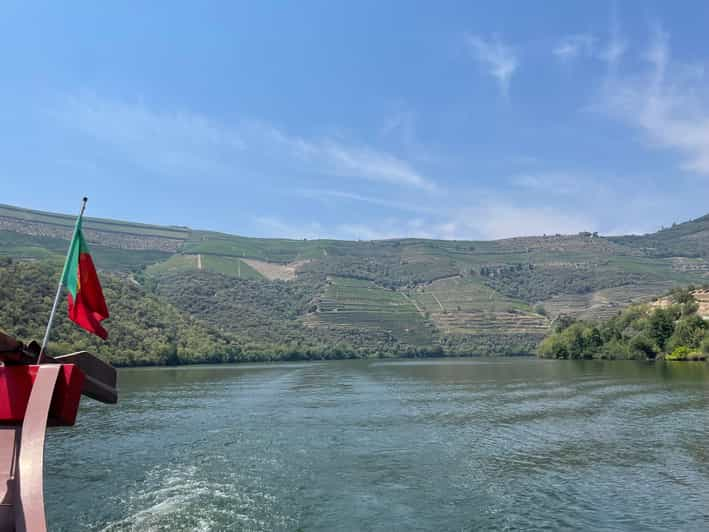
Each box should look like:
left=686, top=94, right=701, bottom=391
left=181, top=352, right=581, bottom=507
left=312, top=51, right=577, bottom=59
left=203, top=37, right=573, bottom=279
left=319, top=141, right=434, bottom=190
left=437, top=203, right=597, bottom=240
left=379, top=104, right=440, bottom=165
left=464, top=34, right=519, bottom=95
left=288, top=169, right=667, bottom=240
left=599, top=5, right=628, bottom=71
left=553, top=34, right=595, bottom=62
left=253, top=214, right=437, bottom=241
left=257, top=193, right=601, bottom=241
left=335, top=222, right=413, bottom=241
left=53, top=93, right=245, bottom=178
left=52, top=93, right=435, bottom=191
left=599, top=25, right=709, bottom=175
left=261, top=167, right=684, bottom=241
left=645, top=23, right=669, bottom=84
left=553, top=10, right=627, bottom=69
left=248, top=121, right=436, bottom=191
left=291, top=187, right=601, bottom=240
left=295, top=188, right=436, bottom=215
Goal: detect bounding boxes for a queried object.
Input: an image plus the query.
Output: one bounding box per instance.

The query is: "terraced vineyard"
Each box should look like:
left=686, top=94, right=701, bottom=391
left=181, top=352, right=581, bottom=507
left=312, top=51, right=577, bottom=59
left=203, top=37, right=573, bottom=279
left=411, top=276, right=522, bottom=313
left=3, top=202, right=709, bottom=362
left=433, top=310, right=548, bottom=334
left=146, top=254, right=264, bottom=279
left=182, top=231, right=331, bottom=262
left=0, top=204, right=189, bottom=238
left=408, top=277, right=548, bottom=335
left=541, top=282, right=674, bottom=322
left=311, top=277, right=435, bottom=346
left=0, top=203, right=188, bottom=252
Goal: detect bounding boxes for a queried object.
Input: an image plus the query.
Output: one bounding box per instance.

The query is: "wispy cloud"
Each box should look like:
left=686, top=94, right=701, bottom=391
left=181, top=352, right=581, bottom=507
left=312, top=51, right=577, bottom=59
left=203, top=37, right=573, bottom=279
left=464, top=34, right=519, bottom=95
left=296, top=188, right=436, bottom=215
left=599, top=5, right=628, bottom=72
left=52, top=93, right=436, bottom=191
left=450, top=203, right=597, bottom=240
left=53, top=93, right=245, bottom=178
left=335, top=221, right=421, bottom=241
left=553, top=34, right=595, bottom=62
left=379, top=104, right=440, bottom=165
left=253, top=214, right=436, bottom=241
left=258, top=193, right=601, bottom=241
left=645, top=23, right=669, bottom=85
left=248, top=121, right=436, bottom=191
left=598, top=24, right=709, bottom=175
left=257, top=169, right=681, bottom=241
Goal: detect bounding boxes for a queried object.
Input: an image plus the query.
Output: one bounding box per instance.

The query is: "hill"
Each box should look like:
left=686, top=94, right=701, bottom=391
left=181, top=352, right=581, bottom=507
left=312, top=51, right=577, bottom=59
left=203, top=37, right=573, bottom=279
left=0, top=258, right=239, bottom=366
left=2, top=202, right=709, bottom=364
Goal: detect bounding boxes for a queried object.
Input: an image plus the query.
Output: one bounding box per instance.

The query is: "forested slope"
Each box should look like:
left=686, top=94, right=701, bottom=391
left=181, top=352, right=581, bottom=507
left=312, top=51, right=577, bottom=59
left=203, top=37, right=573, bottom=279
left=0, top=259, right=239, bottom=365
left=538, top=287, right=709, bottom=361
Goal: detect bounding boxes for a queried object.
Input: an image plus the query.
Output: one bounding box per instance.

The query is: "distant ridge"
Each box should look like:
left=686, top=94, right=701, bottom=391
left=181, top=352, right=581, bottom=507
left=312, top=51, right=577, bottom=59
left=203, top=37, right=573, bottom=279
left=0, top=203, right=190, bottom=236
left=3, top=200, right=709, bottom=246
left=0, top=203, right=189, bottom=252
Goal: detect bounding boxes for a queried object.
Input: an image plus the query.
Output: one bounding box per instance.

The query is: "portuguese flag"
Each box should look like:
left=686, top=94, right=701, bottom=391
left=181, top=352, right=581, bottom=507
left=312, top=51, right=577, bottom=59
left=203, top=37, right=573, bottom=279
left=60, top=217, right=109, bottom=339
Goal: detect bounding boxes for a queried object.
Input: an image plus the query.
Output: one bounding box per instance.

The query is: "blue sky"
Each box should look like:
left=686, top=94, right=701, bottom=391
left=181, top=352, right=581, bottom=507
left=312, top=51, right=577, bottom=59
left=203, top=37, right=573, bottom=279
left=2, top=1, right=709, bottom=240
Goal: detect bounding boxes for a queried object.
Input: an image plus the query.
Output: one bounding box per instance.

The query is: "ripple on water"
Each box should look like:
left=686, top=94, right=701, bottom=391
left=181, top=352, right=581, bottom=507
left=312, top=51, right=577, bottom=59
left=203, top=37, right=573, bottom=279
left=96, top=462, right=294, bottom=532
left=44, top=359, right=709, bottom=532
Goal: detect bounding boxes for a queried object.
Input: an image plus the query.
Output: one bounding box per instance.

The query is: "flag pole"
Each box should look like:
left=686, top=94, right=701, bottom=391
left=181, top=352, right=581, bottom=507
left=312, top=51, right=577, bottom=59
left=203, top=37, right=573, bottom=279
left=38, top=197, right=88, bottom=364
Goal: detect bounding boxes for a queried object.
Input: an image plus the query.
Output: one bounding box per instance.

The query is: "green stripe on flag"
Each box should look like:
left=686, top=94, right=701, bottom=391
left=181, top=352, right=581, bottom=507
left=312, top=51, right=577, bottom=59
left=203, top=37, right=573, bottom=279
left=60, top=217, right=83, bottom=298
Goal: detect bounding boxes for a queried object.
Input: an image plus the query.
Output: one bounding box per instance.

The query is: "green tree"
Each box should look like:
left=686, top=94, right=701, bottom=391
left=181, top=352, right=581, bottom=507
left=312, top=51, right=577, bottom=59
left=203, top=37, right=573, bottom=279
left=667, top=314, right=707, bottom=350
left=538, top=335, right=569, bottom=359
left=566, top=325, right=587, bottom=359
left=584, top=327, right=603, bottom=355
left=629, top=334, right=658, bottom=359
left=646, top=308, right=677, bottom=351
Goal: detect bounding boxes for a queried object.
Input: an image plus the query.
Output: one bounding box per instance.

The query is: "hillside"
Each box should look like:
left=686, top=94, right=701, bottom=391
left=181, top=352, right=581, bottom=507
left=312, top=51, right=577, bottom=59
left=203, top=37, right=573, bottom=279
left=2, top=202, right=709, bottom=364
left=0, top=259, right=239, bottom=365
left=539, top=287, right=709, bottom=361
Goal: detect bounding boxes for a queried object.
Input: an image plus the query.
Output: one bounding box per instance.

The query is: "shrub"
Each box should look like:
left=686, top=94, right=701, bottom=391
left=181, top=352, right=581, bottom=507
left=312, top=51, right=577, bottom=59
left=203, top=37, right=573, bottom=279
left=666, top=345, right=693, bottom=361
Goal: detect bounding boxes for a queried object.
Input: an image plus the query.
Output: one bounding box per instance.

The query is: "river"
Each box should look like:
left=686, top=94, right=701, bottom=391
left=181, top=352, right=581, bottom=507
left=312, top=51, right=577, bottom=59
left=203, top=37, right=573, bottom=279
left=44, top=358, right=708, bottom=531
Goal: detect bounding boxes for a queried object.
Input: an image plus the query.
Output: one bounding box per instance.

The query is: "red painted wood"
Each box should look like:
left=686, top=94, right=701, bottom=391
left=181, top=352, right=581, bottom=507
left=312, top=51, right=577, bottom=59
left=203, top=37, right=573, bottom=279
left=0, top=365, right=84, bottom=426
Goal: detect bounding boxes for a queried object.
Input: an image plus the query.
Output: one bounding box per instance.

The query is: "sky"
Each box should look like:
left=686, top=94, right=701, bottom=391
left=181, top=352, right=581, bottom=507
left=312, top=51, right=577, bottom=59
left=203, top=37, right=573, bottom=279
left=2, top=1, right=709, bottom=241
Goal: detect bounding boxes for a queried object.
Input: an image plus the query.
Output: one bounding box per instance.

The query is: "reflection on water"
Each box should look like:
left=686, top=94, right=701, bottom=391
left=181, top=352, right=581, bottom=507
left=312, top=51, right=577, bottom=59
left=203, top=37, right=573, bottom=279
left=45, top=359, right=708, bottom=531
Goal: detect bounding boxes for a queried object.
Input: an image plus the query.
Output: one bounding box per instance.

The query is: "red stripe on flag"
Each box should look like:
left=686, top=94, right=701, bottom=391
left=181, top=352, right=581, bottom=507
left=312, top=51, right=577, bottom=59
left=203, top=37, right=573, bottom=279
left=66, top=253, right=109, bottom=339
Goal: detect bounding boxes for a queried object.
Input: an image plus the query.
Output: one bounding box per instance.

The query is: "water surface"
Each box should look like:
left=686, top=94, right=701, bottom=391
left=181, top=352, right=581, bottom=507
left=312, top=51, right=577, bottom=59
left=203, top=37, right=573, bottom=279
left=45, top=358, right=709, bottom=531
